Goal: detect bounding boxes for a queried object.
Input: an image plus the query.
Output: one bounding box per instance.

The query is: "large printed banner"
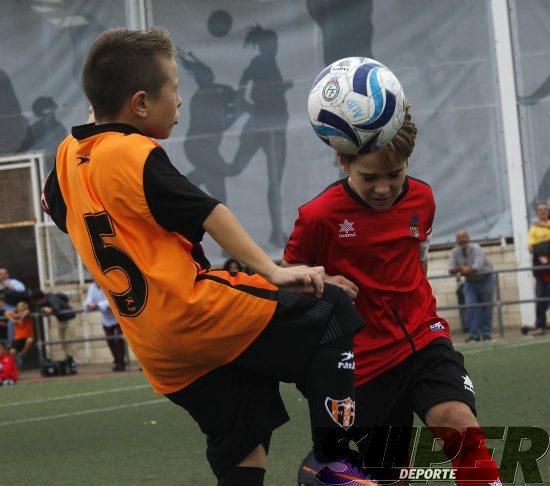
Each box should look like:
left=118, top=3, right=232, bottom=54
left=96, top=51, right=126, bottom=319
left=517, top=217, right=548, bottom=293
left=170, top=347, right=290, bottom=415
left=1, top=0, right=546, bottom=264
left=511, top=0, right=550, bottom=212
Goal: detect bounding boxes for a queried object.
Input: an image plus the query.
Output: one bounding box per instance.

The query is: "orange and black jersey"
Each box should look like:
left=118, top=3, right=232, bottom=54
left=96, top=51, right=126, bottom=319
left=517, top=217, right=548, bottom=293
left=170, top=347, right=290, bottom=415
left=42, top=123, right=277, bottom=394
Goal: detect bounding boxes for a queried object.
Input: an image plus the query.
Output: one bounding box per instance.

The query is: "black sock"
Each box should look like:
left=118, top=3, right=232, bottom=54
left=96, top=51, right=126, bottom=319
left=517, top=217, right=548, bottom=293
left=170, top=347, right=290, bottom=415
left=218, top=466, right=265, bottom=486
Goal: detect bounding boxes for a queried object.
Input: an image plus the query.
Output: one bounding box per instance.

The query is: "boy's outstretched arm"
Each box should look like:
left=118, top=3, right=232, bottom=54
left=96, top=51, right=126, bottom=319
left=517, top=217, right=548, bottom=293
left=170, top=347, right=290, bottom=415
left=203, top=204, right=325, bottom=297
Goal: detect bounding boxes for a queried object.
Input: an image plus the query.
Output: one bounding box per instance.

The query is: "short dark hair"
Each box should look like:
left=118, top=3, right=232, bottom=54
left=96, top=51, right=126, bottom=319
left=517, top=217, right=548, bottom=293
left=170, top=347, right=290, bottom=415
left=82, top=27, right=174, bottom=119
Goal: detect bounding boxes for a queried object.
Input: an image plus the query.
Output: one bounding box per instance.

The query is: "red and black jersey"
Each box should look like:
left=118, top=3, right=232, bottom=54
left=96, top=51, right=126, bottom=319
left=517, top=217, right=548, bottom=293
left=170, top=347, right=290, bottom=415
left=0, top=352, right=18, bottom=382
left=42, top=123, right=278, bottom=394
left=285, top=177, right=451, bottom=386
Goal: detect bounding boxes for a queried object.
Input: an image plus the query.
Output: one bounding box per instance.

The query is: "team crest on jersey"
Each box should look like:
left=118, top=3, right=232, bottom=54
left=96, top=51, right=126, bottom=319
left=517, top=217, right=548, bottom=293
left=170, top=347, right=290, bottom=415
left=339, top=219, right=356, bottom=238
left=325, top=396, right=356, bottom=430
left=409, top=212, right=420, bottom=239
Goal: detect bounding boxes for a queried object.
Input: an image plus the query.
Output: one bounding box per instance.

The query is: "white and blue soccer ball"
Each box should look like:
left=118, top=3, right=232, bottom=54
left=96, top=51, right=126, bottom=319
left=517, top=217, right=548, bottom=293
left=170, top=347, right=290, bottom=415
left=307, top=57, right=406, bottom=155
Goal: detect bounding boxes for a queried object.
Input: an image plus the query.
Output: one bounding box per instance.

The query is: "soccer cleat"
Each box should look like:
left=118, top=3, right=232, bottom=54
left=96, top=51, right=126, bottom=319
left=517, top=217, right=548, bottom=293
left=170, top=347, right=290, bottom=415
left=297, top=451, right=378, bottom=486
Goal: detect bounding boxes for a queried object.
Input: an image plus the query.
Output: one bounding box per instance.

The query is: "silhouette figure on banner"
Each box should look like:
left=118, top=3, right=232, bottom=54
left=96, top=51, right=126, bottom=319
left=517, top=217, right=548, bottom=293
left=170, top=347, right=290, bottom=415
left=0, top=69, right=29, bottom=155
left=227, top=24, right=292, bottom=248
left=306, top=0, right=374, bottom=65
left=178, top=50, right=239, bottom=203
left=518, top=77, right=550, bottom=205
left=306, top=0, right=374, bottom=175
left=518, top=77, right=550, bottom=106
left=20, top=97, right=67, bottom=173
left=65, top=14, right=105, bottom=83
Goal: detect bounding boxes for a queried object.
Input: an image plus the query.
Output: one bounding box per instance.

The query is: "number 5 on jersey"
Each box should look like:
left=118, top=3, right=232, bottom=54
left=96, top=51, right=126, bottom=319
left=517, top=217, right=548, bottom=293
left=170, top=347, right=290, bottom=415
left=84, top=212, right=148, bottom=317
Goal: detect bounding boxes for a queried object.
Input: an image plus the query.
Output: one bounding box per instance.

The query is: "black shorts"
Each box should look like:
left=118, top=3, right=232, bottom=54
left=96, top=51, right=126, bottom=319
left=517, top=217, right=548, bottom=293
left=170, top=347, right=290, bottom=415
left=11, top=338, right=31, bottom=353
left=353, top=339, right=477, bottom=472
left=166, top=284, right=363, bottom=479
left=356, top=338, right=476, bottom=426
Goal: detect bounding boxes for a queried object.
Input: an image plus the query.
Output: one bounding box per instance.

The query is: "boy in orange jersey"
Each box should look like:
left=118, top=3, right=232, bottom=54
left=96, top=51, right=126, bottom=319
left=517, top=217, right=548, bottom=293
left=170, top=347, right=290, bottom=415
left=41, top=28, right=367, bottom=485
left=6, top=301, right=35, bottom=363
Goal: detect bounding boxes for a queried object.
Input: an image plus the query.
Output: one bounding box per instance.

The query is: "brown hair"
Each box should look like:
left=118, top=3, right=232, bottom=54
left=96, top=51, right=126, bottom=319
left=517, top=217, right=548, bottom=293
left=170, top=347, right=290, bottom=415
left=82, top=27, right=174, bottom=119
left=339, top=101, right=417, bottom=168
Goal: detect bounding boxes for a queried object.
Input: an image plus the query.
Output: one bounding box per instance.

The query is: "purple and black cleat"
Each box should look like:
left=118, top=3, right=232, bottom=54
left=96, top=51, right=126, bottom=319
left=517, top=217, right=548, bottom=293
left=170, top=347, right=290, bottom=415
left=298, top=451, right=379, bottom=486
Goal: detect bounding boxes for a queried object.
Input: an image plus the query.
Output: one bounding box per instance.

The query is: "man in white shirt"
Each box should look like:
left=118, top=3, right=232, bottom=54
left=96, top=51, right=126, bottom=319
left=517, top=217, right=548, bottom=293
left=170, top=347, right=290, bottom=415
left=84, top=281, right=126, bottom=371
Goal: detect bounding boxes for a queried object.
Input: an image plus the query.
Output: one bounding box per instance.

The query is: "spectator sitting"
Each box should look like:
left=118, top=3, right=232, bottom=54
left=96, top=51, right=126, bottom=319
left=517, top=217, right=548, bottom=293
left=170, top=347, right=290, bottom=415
left=31, top=290, right=76, bottom=360
left=222, top=258, right=243, bottom=276
left=85, top=281, right=126, bottom=372
left=0, top=340, right=18, bottom=385
left=5, top=301, right=35, bottom=366
left=449, top=230, right=495, bottom=342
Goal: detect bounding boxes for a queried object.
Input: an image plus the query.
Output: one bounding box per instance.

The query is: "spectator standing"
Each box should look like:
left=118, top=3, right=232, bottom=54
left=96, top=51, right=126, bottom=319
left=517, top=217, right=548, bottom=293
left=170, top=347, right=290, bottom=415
left=449, top=230, right=495, bottom=341
left=0, top=341, right=18, bottom=385
left=0, top=268, right=26, bottom=344
left=5, top=301, right=35, bottom=365
left=31, top=290, right=76, bottom=360
left=85, top=281, right=126, bottom=371
left=0, top=293, right=7, bottom=341
left=527, top=201, right=550, bottom=336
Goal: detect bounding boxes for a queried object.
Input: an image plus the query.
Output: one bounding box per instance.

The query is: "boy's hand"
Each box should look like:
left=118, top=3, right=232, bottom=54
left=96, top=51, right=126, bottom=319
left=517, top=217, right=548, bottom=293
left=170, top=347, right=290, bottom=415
left=325, top=274, right=359, bottom=300
left=41, top=306, right=53, bottom=316
left=269, top=265, right=325, bottom=298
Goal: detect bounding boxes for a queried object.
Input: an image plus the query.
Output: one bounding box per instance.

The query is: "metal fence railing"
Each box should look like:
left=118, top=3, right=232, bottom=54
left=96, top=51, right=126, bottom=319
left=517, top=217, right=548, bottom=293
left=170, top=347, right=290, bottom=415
left=429, top=264, right=550, bottom=336
left=1, top=264, right=549, bottom=370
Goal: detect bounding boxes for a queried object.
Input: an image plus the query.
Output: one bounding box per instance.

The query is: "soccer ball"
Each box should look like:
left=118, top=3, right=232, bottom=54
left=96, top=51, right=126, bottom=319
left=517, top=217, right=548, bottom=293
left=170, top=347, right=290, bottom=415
left=307, top=57, right=406, bottom=155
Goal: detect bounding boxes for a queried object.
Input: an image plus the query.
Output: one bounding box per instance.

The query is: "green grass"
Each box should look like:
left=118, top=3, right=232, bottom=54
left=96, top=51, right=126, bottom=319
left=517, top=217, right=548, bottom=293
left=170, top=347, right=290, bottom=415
left=1, top=337, right=549, bottom=485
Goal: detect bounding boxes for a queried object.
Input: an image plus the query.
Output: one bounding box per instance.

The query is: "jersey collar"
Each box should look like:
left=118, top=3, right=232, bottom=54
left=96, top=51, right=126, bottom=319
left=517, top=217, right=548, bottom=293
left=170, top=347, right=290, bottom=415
left=72, top=122, right=144, bottom=140
left=343, top=176, right=410, bottom=210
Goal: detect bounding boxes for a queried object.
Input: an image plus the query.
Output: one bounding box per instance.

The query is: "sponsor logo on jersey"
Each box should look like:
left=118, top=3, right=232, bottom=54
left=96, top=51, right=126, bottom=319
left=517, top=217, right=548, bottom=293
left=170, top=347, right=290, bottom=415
left=409, top=212, right=420, bottom=238
left=339, top=219, right=356, bottom=238
left=430, top=321, right=445, bottom=332
left=462, top=375, right=475, bottom=394
left=338, top=351, right=355, bottom=370
left=76, top=154, right=91, bottom=166
left=325, top=396, right=355, bottom=430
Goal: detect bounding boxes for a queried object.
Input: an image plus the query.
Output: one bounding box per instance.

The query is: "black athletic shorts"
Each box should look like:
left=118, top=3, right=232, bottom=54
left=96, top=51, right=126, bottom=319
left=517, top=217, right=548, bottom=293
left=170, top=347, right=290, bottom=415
left=356, top=338, right=476, bottom=426
left=352, top=339, right=477, bottom=472
left=165, top=284, right=363, bottom=479
left=10, top=338, right=30, bottom=353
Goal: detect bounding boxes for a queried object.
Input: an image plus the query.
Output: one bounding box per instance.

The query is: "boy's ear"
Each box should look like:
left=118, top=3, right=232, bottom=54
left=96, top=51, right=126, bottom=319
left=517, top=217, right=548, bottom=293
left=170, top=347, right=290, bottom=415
left=337, top=153, right=351, bottom=176
left=130, top=91, right=149, bottom=119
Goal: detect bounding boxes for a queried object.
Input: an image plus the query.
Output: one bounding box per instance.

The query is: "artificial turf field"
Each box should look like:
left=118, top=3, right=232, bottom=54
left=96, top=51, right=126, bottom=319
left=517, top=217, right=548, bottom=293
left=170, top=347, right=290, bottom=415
left=1, top=336, right=549, bottom=485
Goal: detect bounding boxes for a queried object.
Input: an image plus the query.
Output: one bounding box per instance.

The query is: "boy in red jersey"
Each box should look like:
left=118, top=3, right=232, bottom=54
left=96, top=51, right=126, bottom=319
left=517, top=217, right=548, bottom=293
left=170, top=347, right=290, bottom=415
left=41, top=27, right=367, bottom=486
left=0, top=341, right=18, bottom=385
left=286, top=104, right=501, bottom=486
